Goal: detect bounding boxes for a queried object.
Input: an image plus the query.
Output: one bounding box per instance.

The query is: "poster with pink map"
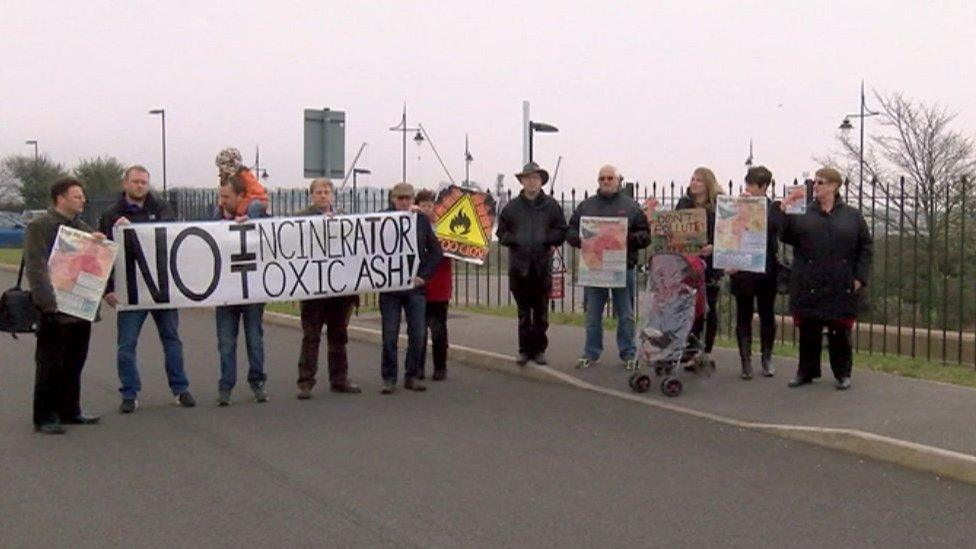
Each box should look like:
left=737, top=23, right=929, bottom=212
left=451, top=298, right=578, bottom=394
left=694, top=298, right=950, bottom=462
left=47, top=225, right=118, bottom=321
left=578, top=216, right=628, bottom=288
left=713, top=195, right=767, bottom=273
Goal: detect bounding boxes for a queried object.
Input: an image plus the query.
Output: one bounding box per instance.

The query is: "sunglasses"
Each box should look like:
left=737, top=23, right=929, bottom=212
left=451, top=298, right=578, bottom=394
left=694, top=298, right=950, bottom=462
left=813, top=179, right=832, bottom=186
left=598, top=176, right=618, bottom=182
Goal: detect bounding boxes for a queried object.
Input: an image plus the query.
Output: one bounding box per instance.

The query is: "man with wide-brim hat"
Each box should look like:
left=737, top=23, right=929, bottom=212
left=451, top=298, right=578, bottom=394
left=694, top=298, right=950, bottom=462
left=496, top=162, right=567, bottom=366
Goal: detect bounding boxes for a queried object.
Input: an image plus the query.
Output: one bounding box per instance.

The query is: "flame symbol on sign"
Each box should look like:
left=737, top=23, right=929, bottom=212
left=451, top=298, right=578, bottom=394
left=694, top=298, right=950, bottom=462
left=449, top=210, right=472, bottom=236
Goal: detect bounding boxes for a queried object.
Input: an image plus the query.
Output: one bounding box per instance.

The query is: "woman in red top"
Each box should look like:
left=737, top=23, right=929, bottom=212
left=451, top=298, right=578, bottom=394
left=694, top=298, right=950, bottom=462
left=416, top=190, right=453, bottom=380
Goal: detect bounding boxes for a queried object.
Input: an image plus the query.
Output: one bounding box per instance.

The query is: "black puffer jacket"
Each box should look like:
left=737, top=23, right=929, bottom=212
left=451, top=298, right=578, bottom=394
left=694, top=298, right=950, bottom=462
left=496, top=191, right=568, bottom=276
left=566, top=189, right=651, bottom=267
left=729, top=197, right=785, bottom=295
left=99, top=192, right=175, bottom=294
left=780, top=197, right=873, bottom=320
left=675, top=196, right=723, bottom=285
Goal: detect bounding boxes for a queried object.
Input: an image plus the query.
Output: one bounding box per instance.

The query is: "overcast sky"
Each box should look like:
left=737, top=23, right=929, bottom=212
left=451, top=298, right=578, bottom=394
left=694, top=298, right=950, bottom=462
left=2, top=1, right=974, bottom=196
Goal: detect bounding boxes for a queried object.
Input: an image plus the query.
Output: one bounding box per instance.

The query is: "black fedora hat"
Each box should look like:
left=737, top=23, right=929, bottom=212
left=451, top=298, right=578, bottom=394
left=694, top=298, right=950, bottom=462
left=515, top=162, right=550, bottom=185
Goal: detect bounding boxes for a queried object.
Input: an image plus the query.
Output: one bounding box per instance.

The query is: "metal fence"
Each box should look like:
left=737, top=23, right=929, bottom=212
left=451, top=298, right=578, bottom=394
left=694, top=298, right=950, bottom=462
left=81, top=175, right=976, bottom=365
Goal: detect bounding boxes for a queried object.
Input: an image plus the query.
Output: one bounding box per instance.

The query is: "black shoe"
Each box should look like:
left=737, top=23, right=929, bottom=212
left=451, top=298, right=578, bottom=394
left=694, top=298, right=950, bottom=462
left=835, top=377, right=852, bottom=390
left=331, top=383, right=362, bottom=394
left=416, top=372, right=426, bottom=380
left=119, top=399, right=138, bottom=414
left=533, top=353, right=548, bottom=365
left=516, top=353, right=530, bottom=366
left=34, top=421, right=66, bottom=435
left=62, top=414, right=100, bottom=425
left=740, top=358, right=753, bottom=380
left=432, top=369, right=447, bottom=381
left=176, top=392, right=196, bottom=408
left=788, top=376, right=813, bottom=388
left=404, top=378, right=427, bottom=392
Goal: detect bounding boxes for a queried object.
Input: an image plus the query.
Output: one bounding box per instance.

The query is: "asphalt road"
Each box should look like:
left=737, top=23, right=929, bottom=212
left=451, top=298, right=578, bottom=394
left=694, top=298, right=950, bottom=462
left=1, top=302, right=975, bottom=548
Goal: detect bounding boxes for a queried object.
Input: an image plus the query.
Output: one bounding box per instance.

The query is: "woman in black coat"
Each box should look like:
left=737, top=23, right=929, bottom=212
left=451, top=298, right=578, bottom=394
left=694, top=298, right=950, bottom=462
left=675, top=166, right=724, bottom=361
left=780, top=167, right=873, bottom=390
left=729, top=166, right=783, bottom=380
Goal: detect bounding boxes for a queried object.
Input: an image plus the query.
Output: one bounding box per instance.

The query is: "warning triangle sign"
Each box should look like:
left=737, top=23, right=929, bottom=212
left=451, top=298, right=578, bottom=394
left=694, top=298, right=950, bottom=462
left=434, top=194, right=488, bottom=247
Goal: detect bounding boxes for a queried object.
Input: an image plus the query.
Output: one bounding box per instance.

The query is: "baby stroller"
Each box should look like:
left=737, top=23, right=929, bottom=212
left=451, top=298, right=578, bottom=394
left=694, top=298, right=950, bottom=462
left=628, top=253, right=716, bottom=397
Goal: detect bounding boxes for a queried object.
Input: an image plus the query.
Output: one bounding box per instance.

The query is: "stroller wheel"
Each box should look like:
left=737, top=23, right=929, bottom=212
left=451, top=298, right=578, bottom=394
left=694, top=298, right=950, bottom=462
left=628, top=372, right=640, bottom=390
left=633, top=375, right=652, bottom=393
left=661, top=376, right=683, bottom=397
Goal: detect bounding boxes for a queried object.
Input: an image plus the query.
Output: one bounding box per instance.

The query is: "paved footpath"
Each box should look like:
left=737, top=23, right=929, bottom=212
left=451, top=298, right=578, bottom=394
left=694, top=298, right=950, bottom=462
left=2, top=269, right=976, bottom=547
left=349, top=306, right=976, bottom=467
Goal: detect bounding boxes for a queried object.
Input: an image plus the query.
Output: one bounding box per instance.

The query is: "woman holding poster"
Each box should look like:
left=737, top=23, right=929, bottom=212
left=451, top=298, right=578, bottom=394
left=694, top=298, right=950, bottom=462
left=675, top=167, right=724, bottom=362
left=780, top=167, right=872, bottom=391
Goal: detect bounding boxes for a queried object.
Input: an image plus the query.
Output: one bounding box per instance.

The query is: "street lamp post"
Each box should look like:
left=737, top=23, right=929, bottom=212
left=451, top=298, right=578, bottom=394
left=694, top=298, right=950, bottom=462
left=352, top=168, right=371, bottom=213
left=528, top=120, right=558, bottom=163
left=389, top=104, right=423, bottom=183
left=25, top=140, right=38, bottom=162
left=148, top=108, right=167, bottom=195
left=464, top=134, right=473, bottom=188
left=839, top=80, right=879, bottom=190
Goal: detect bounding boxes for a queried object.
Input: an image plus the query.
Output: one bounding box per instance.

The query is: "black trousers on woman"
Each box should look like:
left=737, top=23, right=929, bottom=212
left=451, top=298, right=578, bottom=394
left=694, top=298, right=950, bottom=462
left=797, top=318, right=853, bottom=381
left=734, top=283, right=777, bottom=361
left=691, top=284, right=720, bottom=353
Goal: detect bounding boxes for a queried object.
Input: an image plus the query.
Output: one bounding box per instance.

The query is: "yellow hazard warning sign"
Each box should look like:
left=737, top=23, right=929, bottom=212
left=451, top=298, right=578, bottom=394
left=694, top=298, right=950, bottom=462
left=434, top=194, right=488, bottom=247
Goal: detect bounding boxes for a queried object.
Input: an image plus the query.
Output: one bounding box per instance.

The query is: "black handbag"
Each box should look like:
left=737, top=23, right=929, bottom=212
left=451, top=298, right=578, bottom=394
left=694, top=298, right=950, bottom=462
left=775, top=260, right=791, bottom=295
left=0, top=258, right=40, bottom=338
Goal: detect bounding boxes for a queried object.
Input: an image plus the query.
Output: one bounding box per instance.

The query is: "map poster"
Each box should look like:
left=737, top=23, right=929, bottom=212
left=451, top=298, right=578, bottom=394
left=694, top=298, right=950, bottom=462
left=578, top=216, right=628, bottom=288
left=649, top=208, right=707, bottom=254
left=48, top=225, right=118, bottom=321
left=713, top=195, right=767, bottom=273
left=432, top=186, right=497, bottom=265
left=784, top=185, right=807, bottom=215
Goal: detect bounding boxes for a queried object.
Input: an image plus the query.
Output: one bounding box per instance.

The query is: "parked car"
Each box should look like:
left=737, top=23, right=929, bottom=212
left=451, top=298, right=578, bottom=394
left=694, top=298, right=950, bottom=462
left=0, top=211, right=26, bottom=248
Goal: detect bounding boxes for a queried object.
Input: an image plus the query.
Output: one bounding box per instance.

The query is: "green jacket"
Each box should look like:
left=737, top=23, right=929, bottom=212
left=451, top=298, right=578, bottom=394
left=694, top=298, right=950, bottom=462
left=23, top=207, right=97, bottom=323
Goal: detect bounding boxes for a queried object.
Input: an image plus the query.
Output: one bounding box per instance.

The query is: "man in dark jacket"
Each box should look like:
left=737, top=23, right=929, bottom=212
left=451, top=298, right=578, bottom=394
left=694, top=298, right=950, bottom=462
left=567, top=165, right=650, bottom=369
left=100, top=166, right=194, bottom=413
left=24, top=177, right=106, bottom=434
left=378, top=183, right=444, bottom=394
left=496, top=162, right=568, bottom=365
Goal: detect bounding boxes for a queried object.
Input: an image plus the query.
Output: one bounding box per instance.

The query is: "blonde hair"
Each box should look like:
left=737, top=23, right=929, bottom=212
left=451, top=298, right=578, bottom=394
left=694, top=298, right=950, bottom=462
left=309, top=178, right=334, bottom=194
left=688, top=166, right=724, bottom=211
left=815, top=167, right=844, bottom=186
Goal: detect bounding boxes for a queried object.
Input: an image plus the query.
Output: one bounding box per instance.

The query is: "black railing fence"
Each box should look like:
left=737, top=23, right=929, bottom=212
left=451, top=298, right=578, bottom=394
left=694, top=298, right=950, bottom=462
left=81, top=175, right=976, bottom=365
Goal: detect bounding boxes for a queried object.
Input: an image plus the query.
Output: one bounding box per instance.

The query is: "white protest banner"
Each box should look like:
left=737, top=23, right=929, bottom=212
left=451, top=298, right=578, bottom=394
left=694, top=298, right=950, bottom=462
left=114, top=212, right=419, bottom=310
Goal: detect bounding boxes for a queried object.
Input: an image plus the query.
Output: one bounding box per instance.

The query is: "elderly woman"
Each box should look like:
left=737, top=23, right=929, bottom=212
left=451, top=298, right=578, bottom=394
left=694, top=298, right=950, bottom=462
left=675, top=166, right=724, bottom=361
left=780, top=167, right=873, bottom=390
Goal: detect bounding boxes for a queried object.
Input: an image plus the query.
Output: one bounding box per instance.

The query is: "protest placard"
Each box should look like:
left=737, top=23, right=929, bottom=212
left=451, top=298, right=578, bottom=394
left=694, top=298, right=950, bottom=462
left=784, top=185, right=808, bottom=214
left=431, top=186, right=496, bottom=265
left=649, top=208, right=707, bottom=254
left=713, top=195, right=768, bottom=273
left=115, top=211, right=419, bottom=310
left=48, top=225, right=118, bottom=321
left=578, top=216, right=628, bottom=287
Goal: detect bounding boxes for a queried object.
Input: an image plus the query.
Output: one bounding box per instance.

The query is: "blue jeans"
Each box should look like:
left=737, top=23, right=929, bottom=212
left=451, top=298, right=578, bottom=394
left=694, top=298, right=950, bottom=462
left=583, top=267, right=637, bottom=361
left=117, top=309, right=188, bottom=399
left=379, top=290, right=426, bottom=383
left=215, top=304, right=266, bottom=391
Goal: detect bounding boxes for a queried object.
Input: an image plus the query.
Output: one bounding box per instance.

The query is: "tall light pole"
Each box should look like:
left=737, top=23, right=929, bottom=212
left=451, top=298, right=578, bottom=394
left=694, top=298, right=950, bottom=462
left=528, top=120, right=558, bottom=163
left=25, top=140, right=38, bottom=162
left=464, top=134, right=473, bottom=188
left=352, top=168, right=370, bottom=213
left=744, top=138, right=754, bottom=167
left=389, top=103, right=422, bottom=183
left=148, top=108, right=167, bottom=195
left=839, top=80, right=879, bottom=190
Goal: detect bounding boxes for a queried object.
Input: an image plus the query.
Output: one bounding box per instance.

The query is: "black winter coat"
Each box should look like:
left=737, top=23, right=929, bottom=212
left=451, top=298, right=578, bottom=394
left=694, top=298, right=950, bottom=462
left=780, top=198, right=873, bottom=320
left=729, top=197, right=785, bottom=296
left=98, top=192, right=175, bottom=294
left=496, top=191, right=568, bottom=277
left=566, top=189, right=651, bottom=268
left=675, top=196, right=723, bottom=285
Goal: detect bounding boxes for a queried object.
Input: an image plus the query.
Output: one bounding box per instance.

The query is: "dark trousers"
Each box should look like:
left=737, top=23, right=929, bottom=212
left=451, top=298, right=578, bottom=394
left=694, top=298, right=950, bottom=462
left=298, top=297, right=354, bottom=388
left=422, top=301, right=449, bottom=375
left=510, top=272, right=551, bottom=356
left=379, top=290, right=426, bottom=383
left=734, top=285, right=777, bottom=359
left=797, top=318, right=853, bottom=380
left=691, top=284, right=720, bottom=353
left=33, top=316, right=91, bottom=425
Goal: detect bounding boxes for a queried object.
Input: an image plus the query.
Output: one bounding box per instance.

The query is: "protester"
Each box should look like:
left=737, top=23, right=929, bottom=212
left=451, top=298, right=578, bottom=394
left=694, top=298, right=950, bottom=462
left=293, top=178, right=361, bottom=399
left=567, top=165, right=650, bottom=369
left=215, top=147, right=269, bottom=217
left=728, top=166, right=784, bottom=379
left=780, top=167, right=873, bottom=390
left=213, top=174, right=270, bottom=405
left=415, top=189, right=452, bottom=381
left=24, top=178, right=105, bottom=434
left=378, top=183, right=443, bottom=394
left=99, top=165, right=195, bottom=412
left=496, top=162, right=568, bottom=366
left=675, top=167, right=724, bottom=362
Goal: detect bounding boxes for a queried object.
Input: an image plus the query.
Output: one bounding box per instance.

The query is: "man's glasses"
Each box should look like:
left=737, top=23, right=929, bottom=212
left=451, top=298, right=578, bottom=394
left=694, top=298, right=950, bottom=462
left=598, top=176, right=617, bottom=182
